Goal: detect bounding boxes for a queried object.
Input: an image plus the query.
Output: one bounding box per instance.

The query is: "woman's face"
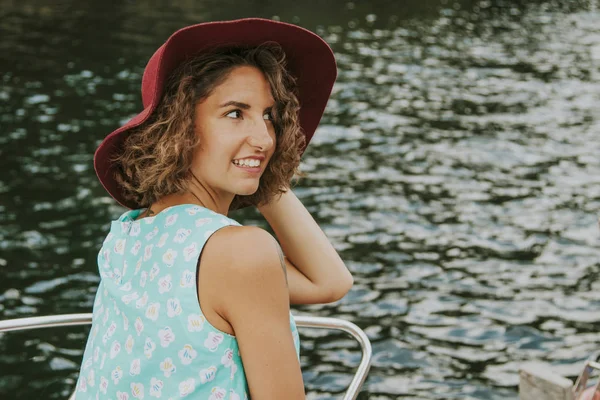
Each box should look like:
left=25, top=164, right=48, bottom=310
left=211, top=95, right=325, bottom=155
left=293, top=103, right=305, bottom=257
left=191, top=65, right=277, bottom=202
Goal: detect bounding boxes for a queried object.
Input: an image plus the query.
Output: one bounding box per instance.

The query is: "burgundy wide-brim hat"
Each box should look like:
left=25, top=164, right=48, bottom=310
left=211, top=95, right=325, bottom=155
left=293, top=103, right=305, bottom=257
left=94, top=17, right=337, bottom=209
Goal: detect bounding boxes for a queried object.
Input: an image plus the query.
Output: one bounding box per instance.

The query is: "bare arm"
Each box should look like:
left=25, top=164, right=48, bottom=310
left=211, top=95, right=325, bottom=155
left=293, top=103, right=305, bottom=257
left=270, top=236, right=340, bottom=304
left=205, top=226, right=305, bottom=399
left=259, top=189, right=354, bottom=304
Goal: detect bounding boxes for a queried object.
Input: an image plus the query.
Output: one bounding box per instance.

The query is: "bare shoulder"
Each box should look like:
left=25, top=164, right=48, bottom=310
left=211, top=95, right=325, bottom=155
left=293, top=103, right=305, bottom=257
left=205, top=225, right=282, bottom=268
left=200, top=225, right=288, bottom=311
left=200, top=225, right=304, bottom=398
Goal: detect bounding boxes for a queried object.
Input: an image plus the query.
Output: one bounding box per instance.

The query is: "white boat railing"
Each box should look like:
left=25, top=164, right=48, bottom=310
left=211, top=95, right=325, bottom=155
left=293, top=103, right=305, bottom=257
left=0, top=313, right=372, bottom=400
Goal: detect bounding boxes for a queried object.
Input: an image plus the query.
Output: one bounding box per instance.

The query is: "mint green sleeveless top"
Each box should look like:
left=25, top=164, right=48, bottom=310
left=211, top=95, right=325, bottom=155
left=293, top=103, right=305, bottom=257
left=75, top=205, right=300, bottom=399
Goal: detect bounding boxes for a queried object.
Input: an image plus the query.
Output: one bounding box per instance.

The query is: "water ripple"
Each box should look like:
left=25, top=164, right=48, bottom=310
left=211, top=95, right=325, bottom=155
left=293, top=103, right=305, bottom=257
left=2, top=1, right=600, bottom=399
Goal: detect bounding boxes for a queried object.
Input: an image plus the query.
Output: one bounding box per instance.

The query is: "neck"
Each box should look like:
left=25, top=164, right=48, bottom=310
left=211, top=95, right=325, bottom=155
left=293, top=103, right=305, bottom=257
left=186, top=171, right=233, bottom=215
left=147, top=176, right=233, bottom=217
left=185, top=189, right=231, bottom=216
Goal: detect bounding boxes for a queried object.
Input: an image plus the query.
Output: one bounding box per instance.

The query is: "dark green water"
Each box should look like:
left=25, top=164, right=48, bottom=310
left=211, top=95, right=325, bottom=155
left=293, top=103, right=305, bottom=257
left=1, top=0, right=600, bottom=398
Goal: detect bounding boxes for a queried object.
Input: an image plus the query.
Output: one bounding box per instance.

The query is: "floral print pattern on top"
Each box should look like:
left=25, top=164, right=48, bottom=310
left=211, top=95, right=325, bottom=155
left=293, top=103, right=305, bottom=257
left=75, top=205, right=301, bottom=399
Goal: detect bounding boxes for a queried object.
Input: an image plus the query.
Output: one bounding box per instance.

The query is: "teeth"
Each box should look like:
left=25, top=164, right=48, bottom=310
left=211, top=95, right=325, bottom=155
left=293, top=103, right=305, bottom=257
left=233, top=158, right=261, bottom=167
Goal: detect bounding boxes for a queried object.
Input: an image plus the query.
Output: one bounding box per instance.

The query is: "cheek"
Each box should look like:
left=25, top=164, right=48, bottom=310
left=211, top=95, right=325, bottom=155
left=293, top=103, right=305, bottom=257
left=190, top=144, right=214, bottom=171
left=192, top=128, right=226, bottom=166
left=268, top=128, right=277, bottom=150
left=264, top=144, right=275, bottom=165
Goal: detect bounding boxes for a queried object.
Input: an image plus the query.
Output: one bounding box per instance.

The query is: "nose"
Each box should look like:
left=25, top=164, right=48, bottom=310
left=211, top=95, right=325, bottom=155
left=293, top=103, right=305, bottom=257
left=247, top=117, right=274, bottom=151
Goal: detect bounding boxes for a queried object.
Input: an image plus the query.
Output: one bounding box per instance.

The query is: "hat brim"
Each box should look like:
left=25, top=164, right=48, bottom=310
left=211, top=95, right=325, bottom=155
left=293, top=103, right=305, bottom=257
left=94, top=18, right=337, bottom=210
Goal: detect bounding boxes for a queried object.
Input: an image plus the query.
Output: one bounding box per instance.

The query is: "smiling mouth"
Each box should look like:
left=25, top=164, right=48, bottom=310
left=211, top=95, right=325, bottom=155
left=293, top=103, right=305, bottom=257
left=231, top=160, right=262, bottom=173
left=232, top=159, right=262, bottom=168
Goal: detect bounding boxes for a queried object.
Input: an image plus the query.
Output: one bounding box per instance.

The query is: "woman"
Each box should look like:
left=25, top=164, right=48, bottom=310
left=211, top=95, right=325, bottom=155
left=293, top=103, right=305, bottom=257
left=74, top=19, right=353, bottom=399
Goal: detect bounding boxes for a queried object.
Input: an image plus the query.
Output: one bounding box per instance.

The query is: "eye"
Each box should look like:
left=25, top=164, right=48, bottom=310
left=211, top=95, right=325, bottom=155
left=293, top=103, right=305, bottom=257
left=225, top=110, right=242, bottom=119
left=263, top=110, right=274, bottom=121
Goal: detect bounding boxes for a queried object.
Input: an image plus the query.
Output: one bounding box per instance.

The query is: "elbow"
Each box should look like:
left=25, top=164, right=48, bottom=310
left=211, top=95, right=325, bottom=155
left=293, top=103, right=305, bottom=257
left=325, top=275, right=354, bottom=303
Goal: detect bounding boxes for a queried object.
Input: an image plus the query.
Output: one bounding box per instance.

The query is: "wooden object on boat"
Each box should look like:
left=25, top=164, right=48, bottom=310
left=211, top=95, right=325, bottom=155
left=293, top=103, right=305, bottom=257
left=519, top=362, right=574, bottom=400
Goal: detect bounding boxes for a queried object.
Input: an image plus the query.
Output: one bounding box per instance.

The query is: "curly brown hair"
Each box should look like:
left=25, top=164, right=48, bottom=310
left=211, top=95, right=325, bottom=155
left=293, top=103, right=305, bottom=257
left=112, top=43, right=305, bottom=212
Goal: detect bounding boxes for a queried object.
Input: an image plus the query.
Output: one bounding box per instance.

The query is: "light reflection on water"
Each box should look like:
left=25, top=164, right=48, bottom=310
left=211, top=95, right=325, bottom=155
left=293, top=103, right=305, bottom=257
left=1, top=0, right=600, bottom=399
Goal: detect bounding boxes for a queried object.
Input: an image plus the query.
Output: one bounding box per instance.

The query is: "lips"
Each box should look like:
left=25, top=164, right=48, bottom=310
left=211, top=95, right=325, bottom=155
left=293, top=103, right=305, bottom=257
left=232, top=158, right=262, bottom=168
left=232, top=162, right=261, bottom=173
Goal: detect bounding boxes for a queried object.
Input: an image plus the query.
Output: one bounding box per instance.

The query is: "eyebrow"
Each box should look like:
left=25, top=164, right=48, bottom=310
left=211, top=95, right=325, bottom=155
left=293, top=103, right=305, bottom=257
left=218, top=100, right=274, bottom=110
left=219, top=101, right=250, bottom=109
